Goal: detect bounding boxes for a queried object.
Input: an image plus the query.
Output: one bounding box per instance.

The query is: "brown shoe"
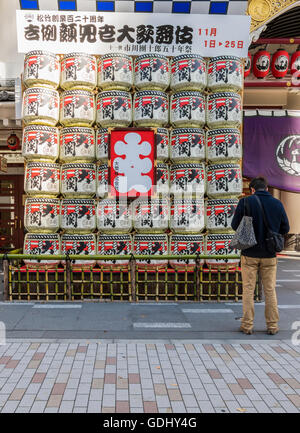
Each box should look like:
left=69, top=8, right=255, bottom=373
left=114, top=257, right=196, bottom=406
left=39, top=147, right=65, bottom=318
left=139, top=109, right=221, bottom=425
left=267, top=329, right=279, bottom=335
left=239, top=326, right=253, bottom=335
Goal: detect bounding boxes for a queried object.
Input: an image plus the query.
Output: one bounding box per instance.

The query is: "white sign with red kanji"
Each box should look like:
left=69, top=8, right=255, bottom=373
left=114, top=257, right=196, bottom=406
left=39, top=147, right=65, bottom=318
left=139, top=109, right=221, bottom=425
left=16, top=11, right=251, bottom=57
left=110, top=129, right=155, bottom=198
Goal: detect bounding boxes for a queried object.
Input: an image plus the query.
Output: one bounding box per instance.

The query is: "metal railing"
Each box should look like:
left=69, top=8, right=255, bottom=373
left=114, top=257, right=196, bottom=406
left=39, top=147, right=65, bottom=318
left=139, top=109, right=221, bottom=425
left=0, top=253, right=261, bottom=302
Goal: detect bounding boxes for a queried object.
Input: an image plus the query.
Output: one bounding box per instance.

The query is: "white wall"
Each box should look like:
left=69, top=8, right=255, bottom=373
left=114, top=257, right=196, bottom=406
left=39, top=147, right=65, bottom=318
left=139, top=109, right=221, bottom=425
left=0, top=0, right=24, bottom=79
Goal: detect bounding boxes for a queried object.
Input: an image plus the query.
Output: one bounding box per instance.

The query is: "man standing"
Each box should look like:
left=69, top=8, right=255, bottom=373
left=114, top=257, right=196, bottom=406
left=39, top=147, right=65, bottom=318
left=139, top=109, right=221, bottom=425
left=231, top=176, right=289, bottom=335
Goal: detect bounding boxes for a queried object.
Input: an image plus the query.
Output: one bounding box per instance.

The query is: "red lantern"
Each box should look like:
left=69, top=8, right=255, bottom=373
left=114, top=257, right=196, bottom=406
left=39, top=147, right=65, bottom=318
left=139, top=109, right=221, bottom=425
left=271, top=49, right=289, bottom=78
left=253, top=49, right=270, bottom=79
left=7, top=134, right=20, bottom=151
left=244, top=53, right=251, bottom=78
left=291, top=50, right=300, bottom=80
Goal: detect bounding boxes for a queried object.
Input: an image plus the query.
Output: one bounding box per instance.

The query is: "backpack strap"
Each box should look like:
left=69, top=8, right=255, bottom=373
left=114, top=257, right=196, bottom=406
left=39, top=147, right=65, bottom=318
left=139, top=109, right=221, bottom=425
left=253, top=194, right=270, bottom=231
left=244, top=196, right=251, bottom=217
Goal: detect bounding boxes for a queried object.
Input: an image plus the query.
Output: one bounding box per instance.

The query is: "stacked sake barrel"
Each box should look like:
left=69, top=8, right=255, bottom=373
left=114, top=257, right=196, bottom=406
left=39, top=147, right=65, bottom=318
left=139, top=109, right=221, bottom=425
left=22, top=51, right=98, bottom=268
left=205, top=56, right=243, bottom=268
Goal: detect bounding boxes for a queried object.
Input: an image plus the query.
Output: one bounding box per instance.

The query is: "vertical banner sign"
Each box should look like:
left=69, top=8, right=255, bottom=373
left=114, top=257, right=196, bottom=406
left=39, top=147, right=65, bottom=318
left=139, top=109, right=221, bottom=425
left=110, top=129, right=155, bottom=198
left=16, top=11, right=251, bottom=57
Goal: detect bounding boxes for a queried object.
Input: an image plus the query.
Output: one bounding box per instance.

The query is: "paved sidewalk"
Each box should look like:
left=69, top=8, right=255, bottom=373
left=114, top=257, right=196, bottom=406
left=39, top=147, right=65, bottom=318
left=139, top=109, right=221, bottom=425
left=0, top=339, right=300, bottom=413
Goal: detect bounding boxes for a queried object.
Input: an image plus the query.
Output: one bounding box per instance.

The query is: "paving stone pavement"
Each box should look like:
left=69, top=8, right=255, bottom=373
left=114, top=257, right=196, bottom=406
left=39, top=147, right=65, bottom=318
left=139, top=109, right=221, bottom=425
left=0, top=340, right=300, bottom=413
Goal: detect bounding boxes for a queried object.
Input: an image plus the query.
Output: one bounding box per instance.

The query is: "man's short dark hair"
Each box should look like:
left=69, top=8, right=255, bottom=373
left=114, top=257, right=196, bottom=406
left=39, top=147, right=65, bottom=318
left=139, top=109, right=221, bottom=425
left=249, top=176, right=268, bottom=191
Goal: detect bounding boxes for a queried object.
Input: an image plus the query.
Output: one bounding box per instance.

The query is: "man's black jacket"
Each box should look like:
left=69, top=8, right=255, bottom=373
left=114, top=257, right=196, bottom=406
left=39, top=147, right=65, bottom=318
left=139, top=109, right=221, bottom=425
left=231, top=190, right=290, bottom=258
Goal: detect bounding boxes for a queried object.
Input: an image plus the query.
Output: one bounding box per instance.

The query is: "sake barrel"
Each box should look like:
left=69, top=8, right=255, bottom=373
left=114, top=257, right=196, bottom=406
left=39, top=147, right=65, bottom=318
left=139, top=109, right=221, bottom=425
left=170, top=199, right=205, bottom=233
left=134, top=54, right=170, bottom=90
left=25, top=162, right=60, bottom=196
left=169, top=234, right=205, bottom=270
left=171, top=54, right=207, bottom=91
left=170, top=128, right=205, bottom=162
left=24, top=197, right=60, bottom=233
left=60, top=127, right=95, bottom=162
left=133, top=90, right=168, bottom=127
left=97, top=91, right=132, bottom=127
left=206, top=198, right=239, bottom=232
left=156, top=128, right=169, bottom=161
left=170, top=163, right=205, bottom=197
left=170, top=91, right=205, bottom=128
left=132, top=198, right=169, bottom=233
left=97, top=199, right=132, bottom=232
left=22, top=125, right=59, bottom=162
left=97, top=164, right=109, bottom=198
left=61, top=199, right=96, bottom=233
left=60, top=89, right=95, bottom=127
left=96, top=128, right=109, bottom=161
left=206, top=128, right=242, bottom=162
left=205, top=232, right=240, bottom=268
left=133, top=234, right=168, bottom=269
left=23, top=233, right=60, bottom=268
left=60, top=53, right=97, bottom=90
left=24, top=51, right=60, bottom=89
left=98, top=53, right=133, bottom=90
left=156, top=163, right=169, bottom=196
left=61, top=163, right=96, bottom=198
left=61, top=233, right=96, bottom=268
left=97, top=234, right=132, bottom=269
left=206, top=163, right=242, bottom=198
left=207, top=56, right=243, bottom=92
left=23, top=87, right=59, bottom=126
left=207, top=92, right=242, bottom=129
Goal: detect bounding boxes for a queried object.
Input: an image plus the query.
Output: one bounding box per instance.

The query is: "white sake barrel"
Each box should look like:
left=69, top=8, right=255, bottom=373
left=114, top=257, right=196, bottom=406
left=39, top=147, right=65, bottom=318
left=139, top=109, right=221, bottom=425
left=97, top=164, right=109, bottom=198
left=134, top=54, right=170, bottom=90
left=22, top=125, right=59, bottom=162
left=61, top=163, right=96, bottom=198
left=156, top=128, right=169, bottom=161
left=24, top=233, right=61, bottom=268
left=206, top=163, right=242, bottom=198
left=207, top=56, right=243, bottom=92
left=61, top=199, right=96, bottom=233
left=97, top=234, right=132, bottom=269
left=206, top=198, right=239, bottom=232
left=97, top=199, right=132, bottom=233
left=156, top=163, right=169, bottom=196
left=60, top=127, right=95, bottom=162
left=170, top=91, right=205, bottom=128
left=170, top=128, right=205, bottom=162
left=24, top=51, right=60, bottom=89
left=170, top=163, right=205, bottom=197
left=60, top=89, right=95, bottom=127
left=25, top=162, right=60, bottom=197
left=207, top=92, right=242, bottom=129
left=171, top=54, right=207, bottom=91
left=97, top=91, right=132, bottom=127
left=96, top=128, right=109, bottom=161
left=134, top=90, right=168, bottom=127
left=133, top=198, right=169, bottom=233
left=205, top=232, right=240, bottom=268
left=169, top=234, right=205, bottom=270
left=170, top=199, right=205, bottom=233
left=98, top=53, right=133, bottom=90
left=25, top=197, right=60, bottom=233
left=133, top=234, right=168, bottom=269
left=60, top=53, right=97, bottom=90
left=206, top=128, right=242, bottom=162
left=61, top=233, right=96, bottom=268
left=23, top=87, right=59, bottom=126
